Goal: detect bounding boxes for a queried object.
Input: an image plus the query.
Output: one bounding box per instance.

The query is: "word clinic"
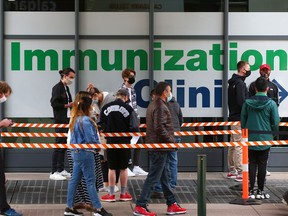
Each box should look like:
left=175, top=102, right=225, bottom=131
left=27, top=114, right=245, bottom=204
left=135, top=79, right=223, bottom=108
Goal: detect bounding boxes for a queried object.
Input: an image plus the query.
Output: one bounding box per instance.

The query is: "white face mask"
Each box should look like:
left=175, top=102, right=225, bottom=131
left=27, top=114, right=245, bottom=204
left=167, top=92, right=173, bottom=102
left=0, top=95, right=7, bottom=103
left=65, top=77, right=73, bottom=85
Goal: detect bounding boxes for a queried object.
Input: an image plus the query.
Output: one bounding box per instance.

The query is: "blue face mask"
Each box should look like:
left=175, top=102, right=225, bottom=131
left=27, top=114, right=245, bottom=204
left=167, top=92, right=173, bottom=102
left=93, top=99, right=98, bottom=105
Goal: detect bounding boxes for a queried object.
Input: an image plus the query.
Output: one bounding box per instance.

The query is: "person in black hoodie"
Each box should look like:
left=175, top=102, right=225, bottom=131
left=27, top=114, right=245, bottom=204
left=227, top=60, right=251, bottom=181
left=50, top=68, right=75, bottom=181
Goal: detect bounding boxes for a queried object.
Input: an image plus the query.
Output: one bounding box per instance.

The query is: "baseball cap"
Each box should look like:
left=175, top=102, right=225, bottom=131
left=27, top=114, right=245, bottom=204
left=260, top=64, right=271, bottom=71
left=116, top=88, right=129, bottom=97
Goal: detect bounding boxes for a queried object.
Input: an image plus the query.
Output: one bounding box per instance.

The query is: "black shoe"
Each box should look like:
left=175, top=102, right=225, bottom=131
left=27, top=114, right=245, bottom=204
left=150, top=191, right=164, bottom=199
left=64, top=207, right=83, bottom=216
left=93, top=208, right=113, bottom=216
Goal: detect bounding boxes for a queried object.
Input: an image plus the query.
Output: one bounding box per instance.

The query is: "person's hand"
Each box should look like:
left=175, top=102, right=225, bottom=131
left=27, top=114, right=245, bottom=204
left=87, top=83, right=94, bottom=89
left=0, top=118, right=14, bottom=128
left=65, top=102, right=74, bottom=108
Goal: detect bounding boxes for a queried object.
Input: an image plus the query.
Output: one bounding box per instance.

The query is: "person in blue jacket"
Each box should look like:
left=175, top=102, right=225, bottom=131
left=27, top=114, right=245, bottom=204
left=241, top=77, right=280, bottom=200
left=64, top=95, right=112, bottom=216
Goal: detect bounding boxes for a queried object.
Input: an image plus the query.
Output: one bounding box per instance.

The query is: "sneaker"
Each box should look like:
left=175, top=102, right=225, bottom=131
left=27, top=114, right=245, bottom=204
left=64, top=207, right=83, bottom=216
left=49, top=172, right=66, bottom=181
left=133, top=166, right=148, bottom=176
left=283, top=191, right=288, bottom=205
left=249, top=190, right=256, bottom=199
left=234, top=174, right=242, bottom=182
left=101, top=194, right=116, bottom=202
left=128, top=168, right=136, bottom=177
left=120, top=192, right=133, bottom=201
left=93, top=207, right=113, bottom=216
left=266, top=170, right=271, bottom=176
left=256, top=190, right=270, bottom=199
left=99, top=186, right=109, bottom=192
left=1, top=208, right=22, bottom=216
left=227, top=171, right=238, bottom=179
left=60, top=170, right=71, bottom=178
left=167, top=203, right=187, bottom=215
left=133, top=205, right=156, bottom=216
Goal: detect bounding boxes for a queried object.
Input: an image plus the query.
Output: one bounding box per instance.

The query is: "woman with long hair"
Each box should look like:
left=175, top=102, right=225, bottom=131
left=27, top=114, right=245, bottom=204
left=66, top=91, right=104, bottom=210
left=64, top=95, right=112, bottom=216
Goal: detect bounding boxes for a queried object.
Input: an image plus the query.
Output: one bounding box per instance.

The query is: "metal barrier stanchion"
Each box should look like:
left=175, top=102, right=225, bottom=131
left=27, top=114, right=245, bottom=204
left=230, top=128, right=261, bottom=205
left=197, top=154, right=206, bottom=216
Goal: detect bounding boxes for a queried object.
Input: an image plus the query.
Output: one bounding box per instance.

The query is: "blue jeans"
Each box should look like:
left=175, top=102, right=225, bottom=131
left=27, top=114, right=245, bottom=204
left=67, top=149, right=101, bottom=209
left=154, top=137, right=179, bottom=193
left=136, top=151, right=176, bottom=207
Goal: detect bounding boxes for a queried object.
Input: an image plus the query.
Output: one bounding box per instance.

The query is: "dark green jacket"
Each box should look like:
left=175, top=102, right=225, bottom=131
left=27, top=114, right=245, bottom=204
left=241, top=92, right=280, bottom=151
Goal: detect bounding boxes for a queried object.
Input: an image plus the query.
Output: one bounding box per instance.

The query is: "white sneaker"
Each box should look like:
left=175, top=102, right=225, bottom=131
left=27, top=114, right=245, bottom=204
left=49, top=172, right=66, bottom=180
left=128, top=168, right=136, bottom=177
left=99, top=186, right=119, bottom=193
left=266, top=170, right=271, bottom=176
left=59, top=170, right=71, bottom=178
left=114, top=185, right=119, bottom=193
left=133, top=166, right=148, bottom=176
left=99, top=186, right=109, bottom=192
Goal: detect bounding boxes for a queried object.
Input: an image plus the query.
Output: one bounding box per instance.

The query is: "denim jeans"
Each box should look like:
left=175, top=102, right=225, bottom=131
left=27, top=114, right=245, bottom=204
left=136, top=151, right=176, bottom=207
left=154, top=137, right=179, bottom=192
left=67, top=149, right=102, bottom=209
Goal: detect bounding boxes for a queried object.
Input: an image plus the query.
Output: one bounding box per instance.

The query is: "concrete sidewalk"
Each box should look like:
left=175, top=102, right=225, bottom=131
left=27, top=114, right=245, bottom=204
left=4, top=172, right=288, bottom=216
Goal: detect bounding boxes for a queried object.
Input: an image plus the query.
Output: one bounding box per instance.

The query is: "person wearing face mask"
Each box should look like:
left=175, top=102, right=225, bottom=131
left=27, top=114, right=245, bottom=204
left=120, top=68, right=148, bottom=177
left=133, top=82, right=186, bottom=216
left=99, top=88, right=138, bottom=203
left=50, top=68, right=75, bottom=181
left=0, top=81, right=23, bottom=216
left=227, top=60, right=250, bottom=182
left=149, top=89, right=183, bottom=199
left=249, top=64, right=279, bottom=106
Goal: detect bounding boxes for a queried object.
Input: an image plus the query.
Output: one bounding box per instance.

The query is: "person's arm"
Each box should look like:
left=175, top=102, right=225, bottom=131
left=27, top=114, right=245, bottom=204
left=240, top=102, right=248, bottom=128
left=154, top=105, right=174, bottom=143
left=0, top=118, right=13, bottom=128
left=129, top=110, right=139, bottom=132
left=178, top=105, right=183, bottom=129
left=270, top=102, right=280, bottom=132
left=50, top=85, right=65, bottom=109
left=82, top=117, right=100, bottom=144
left=235, top=82, right=247, bottom=107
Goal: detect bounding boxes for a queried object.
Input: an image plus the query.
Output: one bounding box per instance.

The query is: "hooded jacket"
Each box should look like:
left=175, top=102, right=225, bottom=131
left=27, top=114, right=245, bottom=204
left=241, top=92, right=280, bottom=151
left=228, top=74, right=249, bottom=121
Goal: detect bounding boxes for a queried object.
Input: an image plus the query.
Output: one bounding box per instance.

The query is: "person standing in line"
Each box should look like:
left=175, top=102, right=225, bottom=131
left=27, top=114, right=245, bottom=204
left=100, top=89, right=138, bottom=202
left=50, top=68, right=75, bottom=181
left=66, top=91, right=104, bottom=211
left=227, top=60, right=251, bottom=182
left=0, top=81, right=22, bottom=216
left=249, top=63, right=279, bottom=177
left=120, top=68, right=148, bottom=177
left=149, top=89, right=183, bottom=199
left=64, top=95, right=113, bottom=216
left=249, top=64, right=279, bottom=105
left=241, top=77, right=280, bottom=199
left=133, top=82, right=186, bottom=216
left=86, top=85, right=120, bottom=193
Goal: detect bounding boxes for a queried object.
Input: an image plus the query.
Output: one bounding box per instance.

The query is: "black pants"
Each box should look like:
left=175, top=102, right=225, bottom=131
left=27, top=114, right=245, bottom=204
left=51, top=127, right=68, bottom=173
left=249, top=148, right=270, bottom=191
left=0, top=154, right=10, bottom=212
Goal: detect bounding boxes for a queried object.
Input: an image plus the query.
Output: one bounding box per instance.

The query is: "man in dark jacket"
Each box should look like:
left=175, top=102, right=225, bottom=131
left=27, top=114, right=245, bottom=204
left=241, top=77, right=280, bottom=199
left=227, top=60, right=250, bottom=181
left=249, top=64, right=279, bottom=106
left=100, top=88, right=138, bottom=202
left=133, top=82, right=186, bottom=216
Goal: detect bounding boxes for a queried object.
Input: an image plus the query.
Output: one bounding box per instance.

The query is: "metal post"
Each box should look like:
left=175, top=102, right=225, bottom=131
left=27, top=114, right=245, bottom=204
left=74, top=0, right=79, bottom=93
left=197, top=154, right=206, bottom=216
left=149, top=0, right=154, bottom=92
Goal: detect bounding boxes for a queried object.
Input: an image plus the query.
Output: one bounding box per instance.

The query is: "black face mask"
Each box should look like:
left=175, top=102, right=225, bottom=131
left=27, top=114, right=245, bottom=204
left=128, top=77, right=135, bottom=85
left=245, top=70, right=251, bottom=77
